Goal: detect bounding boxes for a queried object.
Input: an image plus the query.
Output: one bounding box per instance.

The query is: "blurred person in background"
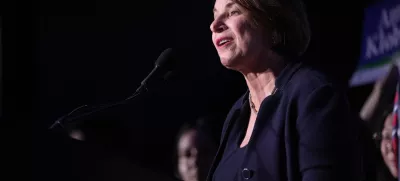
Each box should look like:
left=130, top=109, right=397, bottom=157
left=361, top=64, right=399, bottom=181
left=377, top=112, right=398, bottom=181
left=174, top=118, right=219, bottom=181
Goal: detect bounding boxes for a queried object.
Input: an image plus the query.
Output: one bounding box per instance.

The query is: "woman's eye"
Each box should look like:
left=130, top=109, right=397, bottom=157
left=229, top=10, right=240, bottom=16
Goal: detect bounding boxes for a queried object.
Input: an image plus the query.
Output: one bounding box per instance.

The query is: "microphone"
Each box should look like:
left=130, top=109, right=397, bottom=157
left=49, top=48, right=176, bottom=130
left=135, top=48, right=175, bottom=94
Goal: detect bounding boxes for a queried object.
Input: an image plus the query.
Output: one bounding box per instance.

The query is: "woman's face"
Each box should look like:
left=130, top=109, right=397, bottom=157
left=210, top=0, right=270, bottom=71
left=381, top=113, right=398, bottom=178
left=177, top=129, right=217, bottom=181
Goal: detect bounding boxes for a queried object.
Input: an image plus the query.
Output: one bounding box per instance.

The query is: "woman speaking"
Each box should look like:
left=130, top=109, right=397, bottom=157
left=207, top=0, right=369, bottom=180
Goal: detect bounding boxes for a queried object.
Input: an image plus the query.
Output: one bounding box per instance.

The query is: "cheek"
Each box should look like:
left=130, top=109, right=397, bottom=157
left=237, top=22, right=265, bottom=49
left=236, top=21, right=252, bottom=42
left=381, top=141, right=390, bottom=156
left=178, top=158, right=188, bottom=172
left=381, top=141, right=396, bottom=162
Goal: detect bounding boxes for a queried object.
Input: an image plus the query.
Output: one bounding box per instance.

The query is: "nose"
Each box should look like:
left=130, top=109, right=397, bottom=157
left=210, top=17, right=227, bottom=33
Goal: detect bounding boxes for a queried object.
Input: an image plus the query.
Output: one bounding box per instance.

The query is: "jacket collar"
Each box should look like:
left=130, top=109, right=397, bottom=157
left=240, top=60, right=303, bottom=105
left=275, top=60, right=303, bottom=91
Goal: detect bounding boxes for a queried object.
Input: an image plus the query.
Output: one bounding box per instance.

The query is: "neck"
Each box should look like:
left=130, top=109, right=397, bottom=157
left=244, top=71, right=277, bottom=110
left=242, top=54, right=286, bottom=111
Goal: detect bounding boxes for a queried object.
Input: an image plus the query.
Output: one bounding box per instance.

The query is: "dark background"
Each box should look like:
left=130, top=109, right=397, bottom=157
left=4, top=0, right=382, bottom=180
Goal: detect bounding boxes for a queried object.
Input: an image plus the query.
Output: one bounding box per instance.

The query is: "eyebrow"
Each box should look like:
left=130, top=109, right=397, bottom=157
left=213, top=2, right=235, bottom=14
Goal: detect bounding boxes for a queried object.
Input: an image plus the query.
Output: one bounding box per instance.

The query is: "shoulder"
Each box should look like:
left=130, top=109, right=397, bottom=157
left=283, top=62, right=343, bottom=100
left=282, top=63, right=354, bottom=130
left=281, top=62, right=352, bottom=124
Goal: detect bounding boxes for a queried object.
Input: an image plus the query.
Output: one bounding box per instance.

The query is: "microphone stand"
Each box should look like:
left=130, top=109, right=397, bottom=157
left=49, top=47, right=174, bottom=130
left=48, top=82, right=149, bottom=130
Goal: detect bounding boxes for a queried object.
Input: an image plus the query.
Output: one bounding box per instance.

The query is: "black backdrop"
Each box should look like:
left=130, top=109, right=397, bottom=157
left=4, top=0, right=380, bottom=180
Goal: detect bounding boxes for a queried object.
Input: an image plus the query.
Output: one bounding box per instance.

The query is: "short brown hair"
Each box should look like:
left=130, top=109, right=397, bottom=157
left=234, top=0, right=311, bottom=57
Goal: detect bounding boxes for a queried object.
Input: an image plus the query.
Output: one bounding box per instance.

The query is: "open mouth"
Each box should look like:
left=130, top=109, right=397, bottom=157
left=217, top=38, right=233, bottom=47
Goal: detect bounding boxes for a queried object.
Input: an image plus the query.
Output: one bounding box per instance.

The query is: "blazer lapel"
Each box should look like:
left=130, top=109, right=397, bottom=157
left=206, top=91, right=249, bottom=181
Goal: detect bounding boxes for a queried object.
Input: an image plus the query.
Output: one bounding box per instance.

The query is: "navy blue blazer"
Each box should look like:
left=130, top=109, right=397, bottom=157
left=207, top=62, right=370, bottom=181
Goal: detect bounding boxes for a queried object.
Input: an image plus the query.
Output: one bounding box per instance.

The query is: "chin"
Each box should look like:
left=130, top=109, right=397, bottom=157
left=390, top=167, right=398, bottom=178
left=220, top=58, right=232, bottom=68
left=219, top=56, right=241, bottom=70
left=388, top=164, right=399, bottom=178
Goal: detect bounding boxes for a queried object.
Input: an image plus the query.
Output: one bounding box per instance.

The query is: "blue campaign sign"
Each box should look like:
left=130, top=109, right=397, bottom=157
left=359, top=0, right=400, bottom=68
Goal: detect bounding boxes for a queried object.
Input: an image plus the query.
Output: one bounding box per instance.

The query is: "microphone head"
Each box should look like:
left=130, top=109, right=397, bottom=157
left=155, top=48, right=174, bottom=68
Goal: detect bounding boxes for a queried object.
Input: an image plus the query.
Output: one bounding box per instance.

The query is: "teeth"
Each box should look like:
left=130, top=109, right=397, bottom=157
left=219, top=39, right=230, bottom=46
